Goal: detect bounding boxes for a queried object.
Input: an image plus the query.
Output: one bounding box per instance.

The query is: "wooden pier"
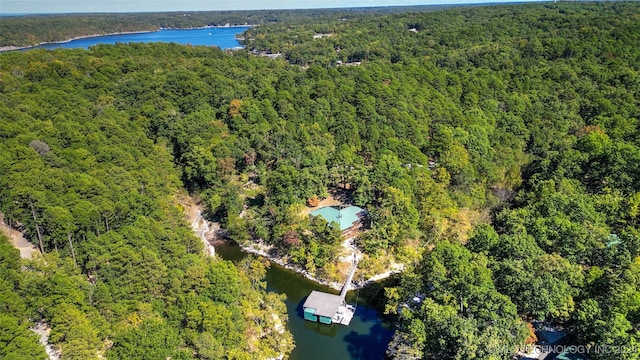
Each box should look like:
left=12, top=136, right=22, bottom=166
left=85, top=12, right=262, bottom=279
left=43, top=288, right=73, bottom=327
left=303, top=252, right=358, bottom=326
left=340, top=254, right=357, bottom=298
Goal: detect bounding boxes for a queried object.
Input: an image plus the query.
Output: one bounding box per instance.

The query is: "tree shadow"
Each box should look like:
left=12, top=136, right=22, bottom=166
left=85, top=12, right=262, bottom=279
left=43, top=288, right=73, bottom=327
left=343, top=322, right=394, bottom=360
left=353, top=306, right=381, bottom=323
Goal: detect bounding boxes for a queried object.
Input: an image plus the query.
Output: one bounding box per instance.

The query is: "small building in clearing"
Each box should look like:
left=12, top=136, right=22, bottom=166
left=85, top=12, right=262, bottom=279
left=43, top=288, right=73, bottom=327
left=309, top=205, right=367, bottom=238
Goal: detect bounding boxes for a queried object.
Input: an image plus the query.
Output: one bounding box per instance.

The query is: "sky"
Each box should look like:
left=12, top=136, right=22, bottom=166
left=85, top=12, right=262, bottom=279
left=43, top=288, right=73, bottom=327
left=1, top=0, right=542, bottom=14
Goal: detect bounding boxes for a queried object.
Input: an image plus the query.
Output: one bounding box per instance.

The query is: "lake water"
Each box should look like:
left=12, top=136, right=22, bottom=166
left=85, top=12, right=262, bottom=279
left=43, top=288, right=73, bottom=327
left=215, top=243, right=394, bottom=360
left=29, top=27, right=249, bottom=50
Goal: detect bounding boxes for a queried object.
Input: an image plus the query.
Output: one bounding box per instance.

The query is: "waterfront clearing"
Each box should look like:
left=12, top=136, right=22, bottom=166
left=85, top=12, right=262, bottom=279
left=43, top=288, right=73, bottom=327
left=216, top=243, right=394, bottom=360
left=181, top=197, right=393, bottom=359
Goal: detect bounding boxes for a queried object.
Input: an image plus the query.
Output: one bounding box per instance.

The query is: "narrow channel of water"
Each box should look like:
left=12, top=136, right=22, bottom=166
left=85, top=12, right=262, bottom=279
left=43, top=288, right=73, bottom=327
left=215, top=243, right=394, bottom=360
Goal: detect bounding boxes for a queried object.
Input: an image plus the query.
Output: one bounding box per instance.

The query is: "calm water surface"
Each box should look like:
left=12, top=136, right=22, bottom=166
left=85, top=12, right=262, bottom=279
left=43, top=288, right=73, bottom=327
left=29, top=27, right=249, bottom=50
left=216, top=243, right=394, bottom=360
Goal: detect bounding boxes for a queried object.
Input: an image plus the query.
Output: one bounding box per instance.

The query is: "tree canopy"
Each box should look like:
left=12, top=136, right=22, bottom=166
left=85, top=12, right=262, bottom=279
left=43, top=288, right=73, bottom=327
left=1, top=2, right=639, bottom=359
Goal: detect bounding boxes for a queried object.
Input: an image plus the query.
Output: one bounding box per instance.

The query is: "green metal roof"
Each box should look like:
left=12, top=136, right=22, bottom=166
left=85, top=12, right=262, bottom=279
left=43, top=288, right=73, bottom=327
left=309, top=205, right=367, bottom=231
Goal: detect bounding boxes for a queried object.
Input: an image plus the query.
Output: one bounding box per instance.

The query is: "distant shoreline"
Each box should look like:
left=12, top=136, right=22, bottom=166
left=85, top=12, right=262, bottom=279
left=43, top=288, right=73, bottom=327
left=0, top=24, right=255, bottom=52
left=0, top=30, right=157, bottom=52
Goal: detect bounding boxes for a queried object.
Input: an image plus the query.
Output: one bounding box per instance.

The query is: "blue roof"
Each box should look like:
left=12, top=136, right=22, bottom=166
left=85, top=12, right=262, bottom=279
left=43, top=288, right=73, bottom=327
left=309, top=205, right=367, bottom=231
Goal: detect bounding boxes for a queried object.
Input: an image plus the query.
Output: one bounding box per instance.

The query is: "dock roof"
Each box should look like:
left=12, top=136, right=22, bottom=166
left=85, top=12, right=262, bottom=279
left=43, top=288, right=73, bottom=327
left=302, top=290, right=344, bottom=318
left=309, top=205, right=367, bottom=231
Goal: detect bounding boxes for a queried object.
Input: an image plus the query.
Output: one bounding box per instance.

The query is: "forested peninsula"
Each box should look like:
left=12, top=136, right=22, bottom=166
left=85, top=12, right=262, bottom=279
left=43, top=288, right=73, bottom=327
left=1, top=2, right=639, bottom=359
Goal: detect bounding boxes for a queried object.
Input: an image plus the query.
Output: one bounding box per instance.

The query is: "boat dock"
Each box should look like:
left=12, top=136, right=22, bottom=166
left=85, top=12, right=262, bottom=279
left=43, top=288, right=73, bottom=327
left=302, top=254, right=357, bottom=326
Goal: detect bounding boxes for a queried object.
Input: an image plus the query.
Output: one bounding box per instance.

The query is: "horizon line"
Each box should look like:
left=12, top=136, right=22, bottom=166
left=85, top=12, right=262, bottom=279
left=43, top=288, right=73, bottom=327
left=0, top=1, right=548, bottom=16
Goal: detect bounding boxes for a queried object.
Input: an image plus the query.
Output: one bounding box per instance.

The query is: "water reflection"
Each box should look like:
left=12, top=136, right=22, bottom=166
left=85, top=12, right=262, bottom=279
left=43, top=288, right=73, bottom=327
left=304, top=320, right=340, bottom=337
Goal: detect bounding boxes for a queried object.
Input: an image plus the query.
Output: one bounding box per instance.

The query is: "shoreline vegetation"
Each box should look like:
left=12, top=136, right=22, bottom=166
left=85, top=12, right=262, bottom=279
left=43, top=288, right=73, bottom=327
left=178, top=193, right=401, bottom=293
left=0, top=25, right=255, bottom=52
left=236, top=240, right=404, bottom=292
left=188, top=199, right=400, bottom=293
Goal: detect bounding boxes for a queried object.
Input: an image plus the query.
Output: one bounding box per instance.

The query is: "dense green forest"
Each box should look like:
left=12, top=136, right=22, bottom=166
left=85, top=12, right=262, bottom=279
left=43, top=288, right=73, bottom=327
left=0, top=45, right=294, bottom=358
left=1, top=2, right=640, bottom=359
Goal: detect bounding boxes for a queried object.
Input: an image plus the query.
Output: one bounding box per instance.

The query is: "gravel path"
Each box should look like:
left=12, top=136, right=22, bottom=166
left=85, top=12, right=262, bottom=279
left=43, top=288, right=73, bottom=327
left=0, top=213, right=37, bottom=259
